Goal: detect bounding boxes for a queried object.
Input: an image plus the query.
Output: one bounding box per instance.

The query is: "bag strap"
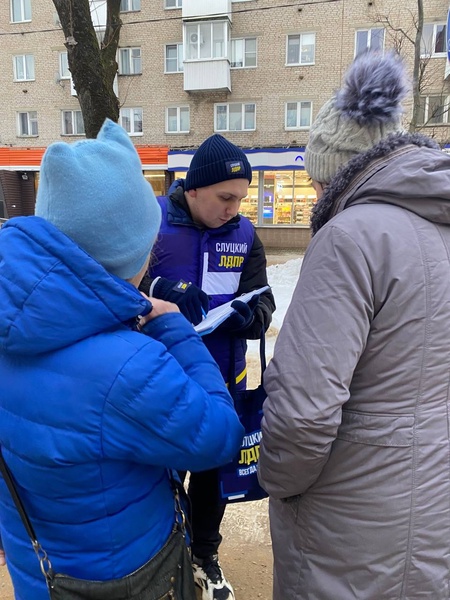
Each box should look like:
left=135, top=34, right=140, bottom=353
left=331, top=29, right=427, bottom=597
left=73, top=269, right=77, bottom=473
left=228, top=332, right=266, bottom=399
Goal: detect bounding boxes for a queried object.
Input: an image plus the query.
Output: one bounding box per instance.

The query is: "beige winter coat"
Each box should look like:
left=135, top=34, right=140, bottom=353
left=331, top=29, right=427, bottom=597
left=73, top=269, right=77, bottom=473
left=259, top=138, right=450, bottom=600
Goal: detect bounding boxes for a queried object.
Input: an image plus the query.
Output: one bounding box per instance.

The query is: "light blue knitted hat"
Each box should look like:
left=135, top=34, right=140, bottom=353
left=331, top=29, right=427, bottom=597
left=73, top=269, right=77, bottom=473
left=35, top=119, right=161, bottom=279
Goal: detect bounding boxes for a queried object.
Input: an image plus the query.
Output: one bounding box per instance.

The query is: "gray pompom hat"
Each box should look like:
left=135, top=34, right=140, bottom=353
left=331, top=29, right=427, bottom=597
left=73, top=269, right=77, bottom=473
left=305, top=52, right=409, bottom=184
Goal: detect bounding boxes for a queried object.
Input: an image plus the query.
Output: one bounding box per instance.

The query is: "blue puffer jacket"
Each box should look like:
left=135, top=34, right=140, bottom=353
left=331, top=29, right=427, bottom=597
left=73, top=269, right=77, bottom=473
left=0, top=217, right=244, bottom=600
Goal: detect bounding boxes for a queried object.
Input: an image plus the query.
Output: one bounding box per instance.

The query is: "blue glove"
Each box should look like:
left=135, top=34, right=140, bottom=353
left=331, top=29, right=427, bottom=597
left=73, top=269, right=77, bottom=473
left=223, top=294, right=260, bottom=332
left=151, top=277, right=209, bottom=326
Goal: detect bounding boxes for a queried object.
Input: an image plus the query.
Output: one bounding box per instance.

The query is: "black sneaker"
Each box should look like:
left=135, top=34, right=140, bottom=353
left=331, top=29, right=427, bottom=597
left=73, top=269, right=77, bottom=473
left=192, top=554, right=235, bottom=600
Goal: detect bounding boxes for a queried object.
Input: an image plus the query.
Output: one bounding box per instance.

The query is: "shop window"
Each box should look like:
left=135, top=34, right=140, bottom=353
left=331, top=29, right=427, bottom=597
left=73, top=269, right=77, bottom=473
left=11, top=0, right=31, bottom=22
left=62, top=110, right=85, bottom=135
left=354, top=28, right=384, bottom=57
left=215, top=103, right=256, bottom=132
left=286, top=33, right=315, bottom=66
left=120, top=0, right=141, bottom=11
left=239, top=172, right=259, bottom=224
left=17, top=111, right=38, bottom=137
left=120, top=107, right=143, bottom=135
left=119, top=47, right=142, bottom=75
left=144, top=171, right=165, bottom=196
left=13, top=54, right=35, bottom=81
left=418, top=96, right=450, bottom=125
left=285, top=101, right=312, bottom=130
left=421, top=23, right=447, bottom=57
left=165, top=43, right=183, bottom=72
left=231, top=38, right=257, bottom=68
left=165, top=0, right=182, bottom=8
left=166, top=106, right=190, bottom=133
left=185, top=21, right=228, bottom=60
left=59, top=52, right=70, bottom=79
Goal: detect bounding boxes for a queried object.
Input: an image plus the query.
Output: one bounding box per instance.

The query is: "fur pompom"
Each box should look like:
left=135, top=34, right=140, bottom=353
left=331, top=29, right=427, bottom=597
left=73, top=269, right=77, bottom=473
left=335, top=52, right=409, bottom=125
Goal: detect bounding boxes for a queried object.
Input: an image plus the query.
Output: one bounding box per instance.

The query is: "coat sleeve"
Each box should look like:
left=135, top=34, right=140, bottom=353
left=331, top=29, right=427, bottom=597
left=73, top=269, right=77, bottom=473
left=102, top=313, right=244, bottom=472
left=258, top=225, right=373, bottom=499
left=235, top=230, right=276, bottom=339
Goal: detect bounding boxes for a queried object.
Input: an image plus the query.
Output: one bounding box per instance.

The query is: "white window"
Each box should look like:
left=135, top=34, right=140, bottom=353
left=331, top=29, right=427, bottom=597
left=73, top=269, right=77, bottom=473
left=165, top=44, right=183, bottom=72
left=119, top=47, right=142, bottom=74
left=166, top=106, right=190, bottom=133
left=286, top=33, right=315, bottom=65
left=59, top=52, right=70, bottom=79
left=13, top=54, right=35, bottom=81
left=285, top=102, right=312, bottom=130
left=215, top=103, right=256, bottom=132
left=17, top=111, right=38, bottom=136
left=355, top=28, right=385, bottom=56
left=185, top=21, right=228, bottom=60
left=11, top=0, right=31, bottom=22
left=120, top=108, right=143, bottom=135
left=165, top=0, right=182, bottom=8
left=231, top=38, right=257, bottom=68
left=62, top=110, right=85, bottom=135
left=418, top=96, right=449, bottom=125
left=120, top=0, right=141, bottom=11
left=421, top=23, right=447, bottom=57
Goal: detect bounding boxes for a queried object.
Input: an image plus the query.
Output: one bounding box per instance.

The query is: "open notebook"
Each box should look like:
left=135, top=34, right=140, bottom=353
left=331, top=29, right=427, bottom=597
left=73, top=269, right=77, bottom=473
left=194, top=285, right=270, bottom=336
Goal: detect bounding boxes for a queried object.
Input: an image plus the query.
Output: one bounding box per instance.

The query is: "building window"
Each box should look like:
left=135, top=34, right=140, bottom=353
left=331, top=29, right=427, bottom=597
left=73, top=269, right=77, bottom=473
left=13, top=54, right=35, bottom=81
left=231, top=38, right=257, bottom=68
left=215, top=103, right=256, bottom=132
left=166, top=106, right=190, bottom=133
left=120, top=107, right=143, bottom=135
left=17, top=111, right=38, bottom=136
left=421, top=23, right=447, bottom=57
left=59, top=52, right=70, bottom=79
left=62, top=110, right=85, bottom=135
left=11, top=0, right=31, bottom=22
left=418, top=96, right=449, bottom=125
left=165, top=0, right=182, bottom=8
left=120, top=0, right=141, bottom=11
left=285, top=102, right=312, bottom=130
left=185, top=21, right=228, bottom=60
left=165, top=44, right=183, bottom=72
left=286, top=33, right=315, bottom=66
left=119, top=48, right=142, bottom=75
left=355, top=28, right=385, bottom=56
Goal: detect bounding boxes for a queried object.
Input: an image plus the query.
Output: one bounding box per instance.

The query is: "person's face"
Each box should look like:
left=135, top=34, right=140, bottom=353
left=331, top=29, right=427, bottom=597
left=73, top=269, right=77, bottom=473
left=186, top=179, right=249, bottom=229
left=312, top=180, right=326, bottom=200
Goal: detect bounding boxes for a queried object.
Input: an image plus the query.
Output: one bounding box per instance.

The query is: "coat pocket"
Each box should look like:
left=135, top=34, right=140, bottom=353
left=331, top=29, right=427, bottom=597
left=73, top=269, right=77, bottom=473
left=337, top=410, right=414, bottom=447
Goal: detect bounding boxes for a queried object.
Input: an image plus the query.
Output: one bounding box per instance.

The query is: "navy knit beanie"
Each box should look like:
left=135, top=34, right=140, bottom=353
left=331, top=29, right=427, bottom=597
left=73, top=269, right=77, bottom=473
left=185, top=134, right=252, bottom=190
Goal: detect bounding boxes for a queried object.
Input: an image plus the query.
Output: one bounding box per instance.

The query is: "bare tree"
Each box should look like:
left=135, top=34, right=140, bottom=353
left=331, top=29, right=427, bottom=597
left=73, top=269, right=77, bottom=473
left=53, top=0, right=122, bottom=138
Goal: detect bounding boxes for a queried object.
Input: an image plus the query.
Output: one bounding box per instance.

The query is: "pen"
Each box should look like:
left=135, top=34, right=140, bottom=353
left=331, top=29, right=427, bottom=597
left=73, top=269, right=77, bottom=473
left=201, top=308, right=207, bottom=320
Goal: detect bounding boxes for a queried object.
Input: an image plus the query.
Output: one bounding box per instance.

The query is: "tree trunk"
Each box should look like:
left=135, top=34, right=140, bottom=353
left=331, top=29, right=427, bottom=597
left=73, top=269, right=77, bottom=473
left=409, top=0, right=424, bottom=132
left=52, top=0, right=122, bottom=138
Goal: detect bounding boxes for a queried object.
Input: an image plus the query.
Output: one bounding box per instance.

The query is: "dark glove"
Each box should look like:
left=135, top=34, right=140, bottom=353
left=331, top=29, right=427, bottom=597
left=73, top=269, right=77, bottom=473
left=151, top=277, right=209, bottom=326
left=223, top=294, right=260, bottom=332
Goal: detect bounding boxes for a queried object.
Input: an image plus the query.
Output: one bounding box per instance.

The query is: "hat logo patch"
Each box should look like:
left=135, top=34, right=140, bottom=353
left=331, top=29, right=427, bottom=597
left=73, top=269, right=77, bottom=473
left=226, top=160, right=244, bottom=175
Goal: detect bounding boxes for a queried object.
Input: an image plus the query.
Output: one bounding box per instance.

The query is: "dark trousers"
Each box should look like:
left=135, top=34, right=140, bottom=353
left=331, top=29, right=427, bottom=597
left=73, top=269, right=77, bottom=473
left=181, top=468, right=226, bottom=559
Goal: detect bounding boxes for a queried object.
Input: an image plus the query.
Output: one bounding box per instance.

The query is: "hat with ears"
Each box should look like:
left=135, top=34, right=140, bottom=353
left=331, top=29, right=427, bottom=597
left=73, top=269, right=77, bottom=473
left=35, top=119, right=161, bottom=280
left=305, top=51, right=409, bottom=184
left=185, top=134, right=252, bottom=190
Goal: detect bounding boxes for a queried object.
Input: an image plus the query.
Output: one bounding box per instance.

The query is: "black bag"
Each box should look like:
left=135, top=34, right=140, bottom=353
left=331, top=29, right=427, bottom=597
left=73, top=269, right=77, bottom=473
left=218, top=335, right=269, bottom=504
left=0, top=450, right=196, bottom=600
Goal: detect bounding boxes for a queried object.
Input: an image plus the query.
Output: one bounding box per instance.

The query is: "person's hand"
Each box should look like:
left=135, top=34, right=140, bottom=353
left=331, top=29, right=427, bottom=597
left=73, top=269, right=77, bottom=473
left=151, top=277, right=209, bottom=326
left=222, top=295, right=260, bottom=332
left=138, top=294, right=180, bottom=328
left=0, top=550, right=6, bottom=566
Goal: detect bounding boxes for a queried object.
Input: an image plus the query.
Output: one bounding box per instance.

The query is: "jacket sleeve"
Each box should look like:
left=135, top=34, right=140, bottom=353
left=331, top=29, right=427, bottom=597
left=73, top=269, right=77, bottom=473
left=258, top=225, right=373, bottom=499
left=235, top=230, right=276, bottom=339
left=102, top=313, right=244, bottom=472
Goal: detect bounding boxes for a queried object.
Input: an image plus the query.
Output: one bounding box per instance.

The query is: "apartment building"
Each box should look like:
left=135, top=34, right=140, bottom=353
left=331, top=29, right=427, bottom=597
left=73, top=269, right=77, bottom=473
left=1, top=0, right=449, bottom=247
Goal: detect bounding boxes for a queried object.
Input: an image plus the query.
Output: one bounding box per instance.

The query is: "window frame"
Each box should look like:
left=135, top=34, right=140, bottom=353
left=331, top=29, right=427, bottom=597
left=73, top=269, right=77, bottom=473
left=11, top=0, right=31, bottom=23
left=184, top=21, right=228, bottom=61
left=418, top=95, right=450, bottom=125
left=354, top=27, right=385, bottom=57
left=286, top=32, right=316, bottom=66
left=285, top=101, right=313, bottom=130
left=59, top=51, right=70, bottom=79
left=120, top=107, right=143, bottom=136
left=120, top=0, right=141, bottom=11
left=118, top=47, right=142, bottom=75
left=17, top=111, right=38, bottom=137
left=165, top=106, right=190, bottom=134
left=165, top=0, right=182, bottom=8
left=214, top=102, right=256, bottom=132
left=165, top=43, right=184, bottom=73
left=61, top=110, right=85, bottom=136
left=230, top=37, right=257, bottom=69
left=13, top=54, right=35, bottom=81
left=420, top=23, right=447, bottom=58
